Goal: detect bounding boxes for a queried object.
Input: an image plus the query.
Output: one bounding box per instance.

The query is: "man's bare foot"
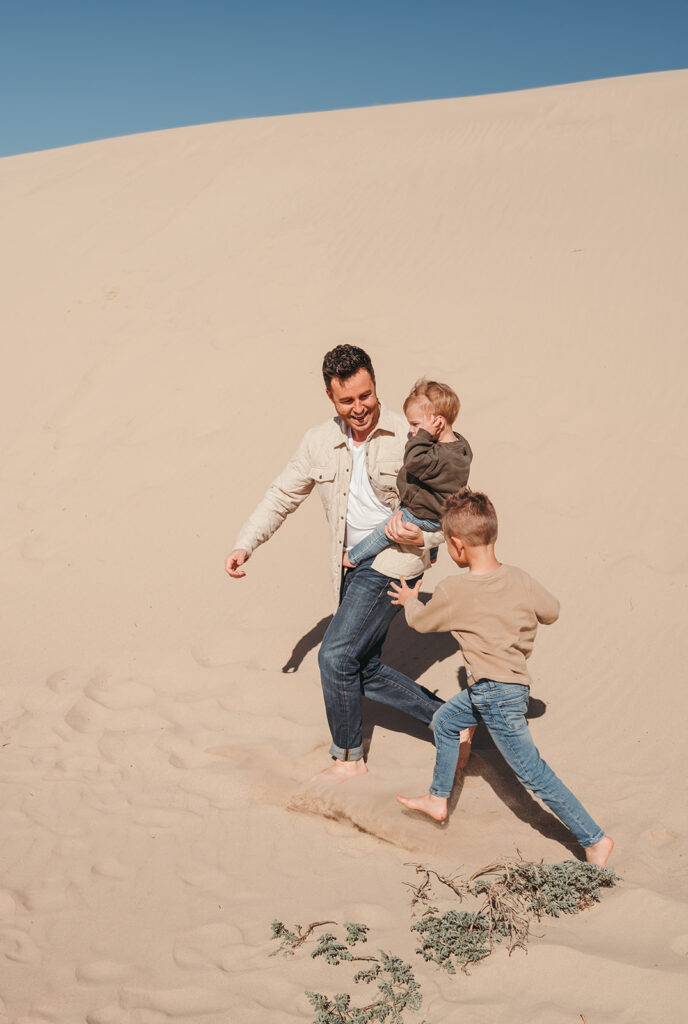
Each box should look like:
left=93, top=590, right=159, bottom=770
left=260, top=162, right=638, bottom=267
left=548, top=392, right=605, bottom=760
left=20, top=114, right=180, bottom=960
left=342, top=553, right=356, bottom=569
left=310, top=759, right=368, bottom=784
left=584, top=835, right=614, bottom=867
left=396, top=793, right=448, bottom=822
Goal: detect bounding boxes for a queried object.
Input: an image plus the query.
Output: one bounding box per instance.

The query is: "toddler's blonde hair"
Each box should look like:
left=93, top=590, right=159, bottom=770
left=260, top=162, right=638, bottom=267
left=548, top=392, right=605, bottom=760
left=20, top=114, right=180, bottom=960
left=403, top=378, right=460, bottom=424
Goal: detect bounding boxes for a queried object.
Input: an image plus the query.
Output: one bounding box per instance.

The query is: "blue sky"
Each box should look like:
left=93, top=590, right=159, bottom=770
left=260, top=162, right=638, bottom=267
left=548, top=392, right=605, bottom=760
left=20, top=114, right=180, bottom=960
left=1, top=0, right=686, bottom=158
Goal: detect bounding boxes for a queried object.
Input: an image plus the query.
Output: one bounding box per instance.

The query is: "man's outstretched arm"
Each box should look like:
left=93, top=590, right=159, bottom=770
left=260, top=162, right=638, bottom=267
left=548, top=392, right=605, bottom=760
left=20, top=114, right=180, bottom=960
left=225, top=549, right=250, bottom=578
left=225, top=435, right=316, bottom=578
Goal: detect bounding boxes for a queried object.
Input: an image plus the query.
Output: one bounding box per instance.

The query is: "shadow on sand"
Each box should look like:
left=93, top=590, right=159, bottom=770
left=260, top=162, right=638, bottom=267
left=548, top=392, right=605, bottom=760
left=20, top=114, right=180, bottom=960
left=282, top=598, right=580, bottom=857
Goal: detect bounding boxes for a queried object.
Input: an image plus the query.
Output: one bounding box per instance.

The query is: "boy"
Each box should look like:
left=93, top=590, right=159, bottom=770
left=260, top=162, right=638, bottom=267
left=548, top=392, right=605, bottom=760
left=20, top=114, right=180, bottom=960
left=344, top=379, right=472, bottom=568
left=388, top=489, right=614, bottom=867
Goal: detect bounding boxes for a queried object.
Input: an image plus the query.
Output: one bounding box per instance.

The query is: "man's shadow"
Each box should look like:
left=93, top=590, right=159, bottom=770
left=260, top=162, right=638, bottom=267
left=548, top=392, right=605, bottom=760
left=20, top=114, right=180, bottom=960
left=281, top=597, right=580, bottom=857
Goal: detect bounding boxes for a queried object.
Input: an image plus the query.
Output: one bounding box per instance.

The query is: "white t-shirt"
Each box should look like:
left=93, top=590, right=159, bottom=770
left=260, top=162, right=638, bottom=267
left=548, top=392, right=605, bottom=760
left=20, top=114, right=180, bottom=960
left=344, top=434, right=393, bottom=550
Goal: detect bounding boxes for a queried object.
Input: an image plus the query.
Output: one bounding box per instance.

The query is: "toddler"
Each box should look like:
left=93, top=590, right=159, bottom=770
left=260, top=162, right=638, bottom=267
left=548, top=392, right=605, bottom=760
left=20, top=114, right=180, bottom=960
left=388, top=489, right=614, bottom=867
left=344, top=379, right=472, bottom=568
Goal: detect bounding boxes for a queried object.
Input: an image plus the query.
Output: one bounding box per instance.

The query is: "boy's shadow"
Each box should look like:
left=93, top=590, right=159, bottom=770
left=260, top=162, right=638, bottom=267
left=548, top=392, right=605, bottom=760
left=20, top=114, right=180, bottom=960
left=280, top=592, right=458, bottom=677
left=282, top=597, right=580, bottom=857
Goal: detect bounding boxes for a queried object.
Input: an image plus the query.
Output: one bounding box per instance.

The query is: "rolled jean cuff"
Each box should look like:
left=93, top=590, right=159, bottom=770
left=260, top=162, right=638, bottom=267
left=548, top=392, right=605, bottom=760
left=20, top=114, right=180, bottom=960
left=579, top=829, right=606, bottom=849
left=329, top=742, right=364, bottom=762
left=429, top=786, right=452, bottom=799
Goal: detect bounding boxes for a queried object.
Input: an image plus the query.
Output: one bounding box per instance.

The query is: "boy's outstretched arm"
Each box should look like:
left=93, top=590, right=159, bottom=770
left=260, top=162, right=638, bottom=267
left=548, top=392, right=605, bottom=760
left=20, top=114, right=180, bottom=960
left=388, top=577, right=423, bottom=606
left=388, top=580, right=455, bottom=633
left=529, top=577, right=560, bottom=624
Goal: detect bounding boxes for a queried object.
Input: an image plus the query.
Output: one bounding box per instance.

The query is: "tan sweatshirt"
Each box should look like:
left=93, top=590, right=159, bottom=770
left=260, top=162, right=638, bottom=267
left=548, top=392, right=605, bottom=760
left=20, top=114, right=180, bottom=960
left=404, top=564, right=560, bottom=688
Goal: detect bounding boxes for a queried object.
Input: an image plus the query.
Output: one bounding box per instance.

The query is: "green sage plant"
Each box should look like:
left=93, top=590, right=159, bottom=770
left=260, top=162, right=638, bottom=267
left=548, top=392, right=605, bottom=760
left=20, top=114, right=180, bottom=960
left=267, top=856, right=621, bottom=1019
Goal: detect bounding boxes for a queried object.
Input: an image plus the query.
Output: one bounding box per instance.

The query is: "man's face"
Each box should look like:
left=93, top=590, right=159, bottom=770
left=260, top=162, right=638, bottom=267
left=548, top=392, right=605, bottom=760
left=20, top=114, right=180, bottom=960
left=327, top=368, right=380, bottom=441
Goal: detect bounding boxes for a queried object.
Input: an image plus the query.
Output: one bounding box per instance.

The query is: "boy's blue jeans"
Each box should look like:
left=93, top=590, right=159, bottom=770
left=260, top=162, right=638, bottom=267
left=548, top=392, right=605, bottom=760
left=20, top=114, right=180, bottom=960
left=318, top=560, right=443, bottom=761
left=430, top=680, right=604, bottom=849
left=347, top=508, right=441, bottom=566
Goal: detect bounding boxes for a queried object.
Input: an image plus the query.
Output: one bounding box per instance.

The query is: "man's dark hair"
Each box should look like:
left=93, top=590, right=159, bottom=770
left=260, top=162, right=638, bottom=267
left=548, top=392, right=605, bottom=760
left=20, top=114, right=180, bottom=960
left=322, top=345, right=375, bottom=390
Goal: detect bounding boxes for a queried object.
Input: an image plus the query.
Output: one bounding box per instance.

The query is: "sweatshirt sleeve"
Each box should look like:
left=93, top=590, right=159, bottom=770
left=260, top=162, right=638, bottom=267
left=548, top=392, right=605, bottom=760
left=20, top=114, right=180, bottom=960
left=528, top=575, right=560, bottom=625
left=404, top=583, right=456, bottom=634
left=234, top=434, right=316, bottom=554
left=402, top=429, right=442, bottom=481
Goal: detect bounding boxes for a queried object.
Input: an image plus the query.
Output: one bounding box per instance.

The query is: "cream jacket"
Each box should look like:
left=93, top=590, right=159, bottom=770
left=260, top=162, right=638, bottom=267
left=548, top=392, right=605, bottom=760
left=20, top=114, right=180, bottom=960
left=234, top=405, right=442, bottom=608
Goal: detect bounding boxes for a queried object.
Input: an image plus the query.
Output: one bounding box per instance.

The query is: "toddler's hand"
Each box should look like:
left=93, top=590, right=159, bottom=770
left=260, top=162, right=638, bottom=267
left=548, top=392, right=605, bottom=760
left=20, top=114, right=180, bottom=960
left=430, top=414, right=444, bottom=439
left=387, top=577, right=422, bottom=606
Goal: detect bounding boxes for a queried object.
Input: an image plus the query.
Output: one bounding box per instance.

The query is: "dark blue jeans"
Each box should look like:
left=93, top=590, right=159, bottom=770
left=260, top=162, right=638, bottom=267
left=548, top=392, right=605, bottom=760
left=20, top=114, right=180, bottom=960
left=318, top=561, right=444, bottom=760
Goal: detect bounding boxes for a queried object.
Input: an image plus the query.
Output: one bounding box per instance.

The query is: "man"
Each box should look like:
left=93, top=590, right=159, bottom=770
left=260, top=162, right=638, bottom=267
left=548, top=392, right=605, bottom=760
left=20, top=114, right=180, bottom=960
left=225, top=345, right=444, bottom=782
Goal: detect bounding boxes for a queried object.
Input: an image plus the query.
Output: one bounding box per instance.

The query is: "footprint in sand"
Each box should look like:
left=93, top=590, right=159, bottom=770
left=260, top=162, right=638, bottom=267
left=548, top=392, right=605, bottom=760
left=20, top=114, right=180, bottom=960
left=177, top=773, right=239, bottom=811
left=65, top=695, right=165, bottom=736
left=173, top=922, right=245, bottom=972
left=119, top=984, right=232, bottom=1016
left=47, top=753, right=116, bottom=780
left=19, top=534, right=58, bottom=561
left=131, top=805, right=193, bottom=829
left=0, top=892, right=16, bottom=921
left=91, top=858, right=131, bottom=880
left=175, top=862, right=230, bottom=891
left=0, top=926, right=41, bottom=964
left=75, top=960, right=133, bottom=983
left=84, top=676, right=156, bottom=711
left=86, top=1006, right=129, bottom=1024
left=46, top=669, right=84, bottom=695
left=158, top=734, right=215, bottom=770
left=649, top=827, right=679, bottom=845
left=16, top=880, right=78, bottom=913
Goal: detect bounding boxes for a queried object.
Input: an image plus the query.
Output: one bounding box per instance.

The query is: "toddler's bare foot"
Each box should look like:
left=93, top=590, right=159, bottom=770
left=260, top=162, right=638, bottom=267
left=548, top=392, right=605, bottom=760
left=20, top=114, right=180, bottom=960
left=585, top=835, right=614, bottom=867
left=342, top=553, right=356, bottom=568
left=310, top=759, right=368, bottom=784
left=397, top=793, right=448, bottom=822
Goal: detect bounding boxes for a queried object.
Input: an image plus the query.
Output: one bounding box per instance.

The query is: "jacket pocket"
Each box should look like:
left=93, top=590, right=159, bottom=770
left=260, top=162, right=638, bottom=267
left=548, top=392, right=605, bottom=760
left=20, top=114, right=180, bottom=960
left=377, top=460, right=401, bottom=478
left=308, top=465, right=336, bottom=483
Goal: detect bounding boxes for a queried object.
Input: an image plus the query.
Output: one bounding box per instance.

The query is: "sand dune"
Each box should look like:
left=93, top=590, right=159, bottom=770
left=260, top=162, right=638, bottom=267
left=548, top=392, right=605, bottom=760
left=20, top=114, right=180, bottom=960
left=1, top=70, right=687, bottom=1022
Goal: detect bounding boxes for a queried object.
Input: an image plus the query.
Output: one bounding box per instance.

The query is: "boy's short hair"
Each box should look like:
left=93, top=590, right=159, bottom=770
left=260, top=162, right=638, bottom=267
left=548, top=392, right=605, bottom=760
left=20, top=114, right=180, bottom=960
left=442, top=489, right=498, bottom=546
left=322, top=345, right=375, bottom=390
left=403, top=378, right=460, bottom=424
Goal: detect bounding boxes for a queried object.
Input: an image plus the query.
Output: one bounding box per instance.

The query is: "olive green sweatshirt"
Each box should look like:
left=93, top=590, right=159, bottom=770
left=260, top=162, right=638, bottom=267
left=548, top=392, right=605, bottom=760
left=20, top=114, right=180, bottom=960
left=404, top=564, right=560, bottom=688
left=397, top=428, right=472, bottom=519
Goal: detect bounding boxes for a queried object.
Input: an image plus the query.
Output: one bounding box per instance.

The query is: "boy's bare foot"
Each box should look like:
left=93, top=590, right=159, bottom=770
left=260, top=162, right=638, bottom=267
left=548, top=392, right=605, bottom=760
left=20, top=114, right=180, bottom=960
left=584, top=835, right=614, bottom=867
left=456, top=726, right=477, bottom=773
left=396, top=793, right=448, bottom=822
left=342, top=553, right=356, bottom=569
left=310, top=759, right=368, bottom=784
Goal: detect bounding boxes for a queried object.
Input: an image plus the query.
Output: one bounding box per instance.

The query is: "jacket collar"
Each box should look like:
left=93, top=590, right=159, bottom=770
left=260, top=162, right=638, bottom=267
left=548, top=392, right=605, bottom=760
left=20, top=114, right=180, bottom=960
left=329, top=403, right=397, bottom=447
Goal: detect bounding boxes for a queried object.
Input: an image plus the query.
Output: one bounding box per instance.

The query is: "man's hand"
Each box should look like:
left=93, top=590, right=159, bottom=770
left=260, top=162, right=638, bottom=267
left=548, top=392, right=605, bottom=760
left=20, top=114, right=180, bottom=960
left=385, top=511, right=424, bottom=546
left=388, top=577, right=422, bottom=606
left=225, top=549, right=250, bottom=578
